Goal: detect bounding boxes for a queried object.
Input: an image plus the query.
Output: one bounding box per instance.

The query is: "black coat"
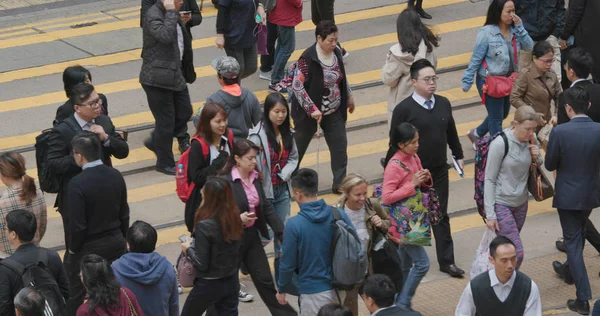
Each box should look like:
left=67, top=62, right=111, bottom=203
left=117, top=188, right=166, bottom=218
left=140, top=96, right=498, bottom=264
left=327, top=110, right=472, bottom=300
left=139, top=1, right=196, bottom=90
left=0, top=244, right=70, bottom=316
left=561, top=0, right=600, bottom=79
left=140, top=0, right=202, bottom=34
left=55, top=93, right=108, bottom=123
left=375, top=306, right=422, bottom=316
left=46, top=114, right=129, bottom=212
left=557, top=80, right=600, bottom=124
left=224, top=172, right=284, bottom=241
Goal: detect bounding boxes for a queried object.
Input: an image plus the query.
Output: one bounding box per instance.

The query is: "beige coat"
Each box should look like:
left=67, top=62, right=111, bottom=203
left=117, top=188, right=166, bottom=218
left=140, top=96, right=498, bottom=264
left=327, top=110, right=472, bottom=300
left=382, top=40, right=437, bottom=120
left=510, top=63, right=562, bottom=122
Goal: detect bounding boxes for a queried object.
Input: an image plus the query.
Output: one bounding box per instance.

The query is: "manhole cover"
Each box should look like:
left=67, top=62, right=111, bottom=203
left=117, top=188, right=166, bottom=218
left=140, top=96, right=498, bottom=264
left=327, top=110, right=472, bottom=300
left=71, top=22, right=98, bottom=29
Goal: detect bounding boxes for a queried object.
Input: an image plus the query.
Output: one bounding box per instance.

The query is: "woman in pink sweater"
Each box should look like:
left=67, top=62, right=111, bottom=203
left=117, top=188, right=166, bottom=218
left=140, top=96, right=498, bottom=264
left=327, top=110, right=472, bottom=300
left=382, top=122, right=432, bottom=313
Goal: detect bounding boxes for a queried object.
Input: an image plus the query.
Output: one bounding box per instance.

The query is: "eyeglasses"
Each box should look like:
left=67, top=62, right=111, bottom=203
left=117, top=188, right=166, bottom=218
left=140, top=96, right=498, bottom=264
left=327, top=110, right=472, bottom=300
left=538, top=58, right=555, bottom=65
left=418, top=76, right=439, bottom=84
left=81, top=98, right=102, bottom=109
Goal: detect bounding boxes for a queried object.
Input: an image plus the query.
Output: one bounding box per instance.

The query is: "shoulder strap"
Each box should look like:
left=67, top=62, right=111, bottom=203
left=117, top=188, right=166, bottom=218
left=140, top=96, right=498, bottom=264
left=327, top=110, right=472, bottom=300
left=0, top=258, right=26, bottom=275
left=537, top=77, right=556, bottom=101
left=512, top=35, right=518, bottom=68
left=191, top=136, right=210, bottom=160
left=499, top=132, right=509, bottom=159
left=331, top=207, right=342, bottom=221
left=61, top=117, right=80, bottom=134
left=227, top=130, right=234, bottom=148
left=391, top=158, right=413, bottom=174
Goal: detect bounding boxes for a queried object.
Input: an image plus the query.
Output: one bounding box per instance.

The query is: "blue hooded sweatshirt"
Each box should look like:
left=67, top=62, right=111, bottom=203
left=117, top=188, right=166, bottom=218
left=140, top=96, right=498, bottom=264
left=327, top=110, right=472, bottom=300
left=277, top=199, right=354, bottom=295
left=111, top=252, right=178, bottom=316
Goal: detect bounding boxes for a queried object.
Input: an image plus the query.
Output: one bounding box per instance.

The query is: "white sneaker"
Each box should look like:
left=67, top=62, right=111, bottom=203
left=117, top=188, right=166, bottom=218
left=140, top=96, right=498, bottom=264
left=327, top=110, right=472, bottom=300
left=259, top=70, right=272, bottom=81
left=238, top=284, right=254, bottom=302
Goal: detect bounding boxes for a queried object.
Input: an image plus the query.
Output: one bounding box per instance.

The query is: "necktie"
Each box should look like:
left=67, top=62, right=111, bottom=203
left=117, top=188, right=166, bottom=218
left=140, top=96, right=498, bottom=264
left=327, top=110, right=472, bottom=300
left=424, top=100, right=433, bottom=110
left=84, top=122, right=93, bottom=131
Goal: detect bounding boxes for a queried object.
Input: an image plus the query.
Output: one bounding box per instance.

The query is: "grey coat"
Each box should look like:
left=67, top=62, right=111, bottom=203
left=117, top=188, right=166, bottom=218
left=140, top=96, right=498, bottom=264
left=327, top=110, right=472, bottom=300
left=247, top=123, right=298, bottom=199
left=139, top=2, right=192, bottom=91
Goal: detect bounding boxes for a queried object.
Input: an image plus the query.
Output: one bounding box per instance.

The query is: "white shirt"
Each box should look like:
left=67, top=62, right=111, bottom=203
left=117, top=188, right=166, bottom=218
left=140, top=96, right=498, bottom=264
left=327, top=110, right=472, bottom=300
left=412, top=92, right=436, bottom=110
left=177, top=24, right=184, bottom=61
left=570, top=78, right=588, bottom=88
left=344, top=205, right=369, bottom=246
left=372, top=306, right=394, bottom=316
left=82, top=159, right=103, bottom=170
left=74, top=113, right=110, bottom=147
left=455, top=270, right=541, bottom=316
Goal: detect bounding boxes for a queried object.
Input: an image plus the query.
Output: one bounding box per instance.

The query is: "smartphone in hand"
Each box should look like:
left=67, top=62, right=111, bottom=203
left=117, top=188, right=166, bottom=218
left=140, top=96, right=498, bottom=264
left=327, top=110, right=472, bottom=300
left=179, top=234, right=188, bottom=243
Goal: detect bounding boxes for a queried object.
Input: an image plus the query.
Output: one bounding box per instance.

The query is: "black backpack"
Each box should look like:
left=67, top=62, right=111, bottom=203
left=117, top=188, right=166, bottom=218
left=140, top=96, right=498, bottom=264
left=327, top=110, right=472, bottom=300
left=1, top=250, right=65, bottom=316
left=35, top=120, right=78, bottom=193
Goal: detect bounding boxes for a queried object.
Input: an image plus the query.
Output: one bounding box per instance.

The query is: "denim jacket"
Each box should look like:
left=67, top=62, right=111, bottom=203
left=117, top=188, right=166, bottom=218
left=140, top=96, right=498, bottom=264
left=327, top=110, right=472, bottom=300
left=461, top=23, right=534, bottom=91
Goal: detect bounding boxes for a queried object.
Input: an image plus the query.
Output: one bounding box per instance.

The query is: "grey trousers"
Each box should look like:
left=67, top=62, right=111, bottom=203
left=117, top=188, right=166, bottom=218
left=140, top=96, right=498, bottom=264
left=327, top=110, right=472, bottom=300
left=225, top=44, right=258, bottom=79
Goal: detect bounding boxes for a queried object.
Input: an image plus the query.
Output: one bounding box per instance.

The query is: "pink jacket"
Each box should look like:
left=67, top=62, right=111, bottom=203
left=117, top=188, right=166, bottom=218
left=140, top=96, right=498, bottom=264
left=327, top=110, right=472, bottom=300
left=382, top=150, right=433, bottom=205
left=268, top=0, right=303, bottom=27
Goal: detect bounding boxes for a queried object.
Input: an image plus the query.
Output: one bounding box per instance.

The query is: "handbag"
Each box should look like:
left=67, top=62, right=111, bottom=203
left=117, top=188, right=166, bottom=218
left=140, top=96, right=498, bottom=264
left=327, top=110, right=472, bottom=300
left=121, top=288, right=138, bottom=316
left=527, top=139, right=555, bottom=201
left=255, top=23, right=268, bottom=55
left=481, top=35, right=518, bottom=104
left=177, top=239, right=197, bottom=288
left=370, top=230, right=404, bottom=292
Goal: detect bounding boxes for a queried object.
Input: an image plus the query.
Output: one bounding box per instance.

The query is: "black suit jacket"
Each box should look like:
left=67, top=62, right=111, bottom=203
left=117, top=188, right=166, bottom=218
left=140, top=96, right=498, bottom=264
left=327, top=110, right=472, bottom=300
left=374, top=306, right=422, bottom=316
left=46, top=114, right=129, bottom=212
left=562, top=0, right=600, bottom=79
left=67, top=165, right=129, bottom=253
left=55, top=94, right=108, bottom=122
left=557, top=80, right=600, bottom=124
left=0, top=244, right=69, bottom=316
left=224, top=173, right=284, bottom=241
left=545, top=116, right=600, bottom=210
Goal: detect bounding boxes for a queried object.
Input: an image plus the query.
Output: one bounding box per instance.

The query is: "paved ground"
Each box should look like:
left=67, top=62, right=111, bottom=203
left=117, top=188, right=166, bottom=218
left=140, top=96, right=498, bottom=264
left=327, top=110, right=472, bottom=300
left=0, top=0, right=597, bottom=314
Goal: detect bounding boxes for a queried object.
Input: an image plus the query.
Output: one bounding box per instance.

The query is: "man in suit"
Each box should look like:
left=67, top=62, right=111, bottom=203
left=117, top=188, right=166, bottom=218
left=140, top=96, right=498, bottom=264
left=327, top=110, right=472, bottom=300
left=559, top=0, right=600, bottom=82
left=46, top=82, right=129, bottom=253
left=140, top=0, right=196, bottom=175
left=64, top=132, right=130, bottom=315
left=545, top=86, right=600, bottom=315
left=359, top=274, right=421, bottom=316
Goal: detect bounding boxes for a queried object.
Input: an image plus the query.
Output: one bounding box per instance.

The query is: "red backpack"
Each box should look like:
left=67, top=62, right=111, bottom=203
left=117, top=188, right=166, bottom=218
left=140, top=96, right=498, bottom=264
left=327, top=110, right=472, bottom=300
left=176, top=130, right=234, bottom=202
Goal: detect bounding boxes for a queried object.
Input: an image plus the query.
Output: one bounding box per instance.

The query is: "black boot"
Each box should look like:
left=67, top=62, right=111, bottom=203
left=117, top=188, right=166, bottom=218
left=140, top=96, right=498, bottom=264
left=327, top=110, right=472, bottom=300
left=414, top=0, right=432, bottom=19
left=567, top=299, right=590, bottom=315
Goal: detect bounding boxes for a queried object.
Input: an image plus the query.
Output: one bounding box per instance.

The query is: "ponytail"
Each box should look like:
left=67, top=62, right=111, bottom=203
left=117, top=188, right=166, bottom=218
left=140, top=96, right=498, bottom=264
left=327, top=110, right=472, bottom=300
left=20, top=174, right=37, bottom=206
left=0, top=152, right=38, bottom=205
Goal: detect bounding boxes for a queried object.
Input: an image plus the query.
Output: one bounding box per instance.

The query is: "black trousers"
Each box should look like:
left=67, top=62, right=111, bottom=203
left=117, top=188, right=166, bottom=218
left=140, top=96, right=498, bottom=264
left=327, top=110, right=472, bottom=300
left=294, top=110, right=348, bottom=189
left=142, top=84, right=192, bottom=168
left=311, top=0, right=335, bottom=25
left=585, top=219, right=600, bottom=253
left=239, top=227, right=297, bottom=316
left=559, top=209, right=592, bottom=300
left=429, top=165, right=455, bottom=267
left=64, top=234, right=127, bottom=316
left=182, top=274, right=240, bottom=316
left=260, top=20, right=279, bottom=73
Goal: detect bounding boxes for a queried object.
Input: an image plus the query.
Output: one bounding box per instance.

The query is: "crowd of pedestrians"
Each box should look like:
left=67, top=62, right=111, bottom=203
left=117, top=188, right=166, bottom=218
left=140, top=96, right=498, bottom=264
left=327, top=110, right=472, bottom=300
left=1, top=0, right=600, bottom=315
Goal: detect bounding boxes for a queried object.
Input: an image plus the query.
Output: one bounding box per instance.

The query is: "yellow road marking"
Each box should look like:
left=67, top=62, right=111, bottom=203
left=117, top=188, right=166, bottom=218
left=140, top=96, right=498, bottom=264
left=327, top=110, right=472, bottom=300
left=106, top=6, right=141, bottom=15
left=36, top=16, right=116, bottom=31
left=0, top=29, right=37, bottom=39
left=0, top=12, right=107, bottom=34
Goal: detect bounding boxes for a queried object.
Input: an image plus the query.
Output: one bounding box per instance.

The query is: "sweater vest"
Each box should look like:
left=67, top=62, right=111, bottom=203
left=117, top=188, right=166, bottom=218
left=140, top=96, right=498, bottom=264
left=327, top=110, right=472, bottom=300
left=471, top=270, right=531, bottom=316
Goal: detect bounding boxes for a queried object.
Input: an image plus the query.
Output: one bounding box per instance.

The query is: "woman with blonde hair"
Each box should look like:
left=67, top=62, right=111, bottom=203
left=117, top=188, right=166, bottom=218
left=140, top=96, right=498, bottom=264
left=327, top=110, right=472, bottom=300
left=0, top=151, right=47, bottom=255
left=483, top=105, right=543, bottom=268
left=334, top=173, right=391, bottom=315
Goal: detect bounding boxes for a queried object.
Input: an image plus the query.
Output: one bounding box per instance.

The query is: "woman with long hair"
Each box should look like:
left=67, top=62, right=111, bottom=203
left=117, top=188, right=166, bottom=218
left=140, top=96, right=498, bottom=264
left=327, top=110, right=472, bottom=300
left=247, top=93, right=298, bottom=260
left=76, top=254, right=143, bottom=316
left=0, top=151, right=47, bottom=255
left=222, top=140, right=296, bottom=316
left=382, top=8, right=439, bottom=126
left=462, top=0, right=534, bottom=148
left=333, top=173, right=391, bottom=315
left=56, top=65, right=108, bottom=122
left=382, top=123, right=432, bottom=314
left=511, top=40, right=562, bottom=133
left=184, top=102, right=233, bottom=233
left=181, top=177, right=244, bottom=315
left=484, top=106, right=543, bottom=269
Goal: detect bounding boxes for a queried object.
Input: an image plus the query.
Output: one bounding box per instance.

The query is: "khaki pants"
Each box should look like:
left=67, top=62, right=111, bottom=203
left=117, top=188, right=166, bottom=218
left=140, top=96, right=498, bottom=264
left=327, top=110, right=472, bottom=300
left=519, top=35, right=562, bottom=82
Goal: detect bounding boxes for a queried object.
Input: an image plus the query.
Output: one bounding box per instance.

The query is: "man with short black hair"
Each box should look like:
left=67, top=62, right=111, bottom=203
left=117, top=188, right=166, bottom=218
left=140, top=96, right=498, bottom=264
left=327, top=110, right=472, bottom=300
left=14, top=288, right=46, bottom=316
left=111, top=221, right=179, bottom=316
left=359, top=274, right=421, bottom=316
left=455, top=236, right=541, bottom=316
left=0, top=210, right=69, bottom=316
left=64, top=132, right=130, bottom=315
left=546, top=86, right=600, bottom=315
left=386, top=59, right=465, bottom=278
left=276, top=168, right=353, bottom=316
left=557, top=48, right=600, bottom=124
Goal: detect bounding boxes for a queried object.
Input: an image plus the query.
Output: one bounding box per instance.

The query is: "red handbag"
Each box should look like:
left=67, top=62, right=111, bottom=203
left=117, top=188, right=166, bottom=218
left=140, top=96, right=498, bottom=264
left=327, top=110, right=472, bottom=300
left=481, top=35, right=518, bottom=104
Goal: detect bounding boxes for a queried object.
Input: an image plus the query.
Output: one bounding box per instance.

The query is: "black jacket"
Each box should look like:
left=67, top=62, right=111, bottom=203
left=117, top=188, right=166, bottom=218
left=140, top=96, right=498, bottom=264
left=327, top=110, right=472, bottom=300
left=67, top=164, right=130, bottom=254
left=55, top=93, right=108, bottom=123
left=291, top=44, right=349, bottom=125
left=515, top=0, right=565, bottom=41
left=186, top=218, right=241, bottom=279
left=46, top=114, right=129, bottom=213
left=140, top=0, right=202, bottom=34
left=224, top=173, right=284, bottom=241
left=557, top=80, right=600, bottom=124
left=139, top=1, right=196, bottom=90
left=375, top=306, right=422, bottom=316
left=0, top=244, right=70, bottom=316
left=561, top=0, right=600, bottom=79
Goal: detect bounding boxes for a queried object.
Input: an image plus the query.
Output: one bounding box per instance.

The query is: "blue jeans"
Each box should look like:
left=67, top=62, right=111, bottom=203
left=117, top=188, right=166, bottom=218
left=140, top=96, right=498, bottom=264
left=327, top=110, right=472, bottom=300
left=269, top=183, right=291, bottom=256
left=395, top=244, right=430, bottom=309
left=271, top=25, right=296, bottom=84
left=475, top=75, right=511, bottom=137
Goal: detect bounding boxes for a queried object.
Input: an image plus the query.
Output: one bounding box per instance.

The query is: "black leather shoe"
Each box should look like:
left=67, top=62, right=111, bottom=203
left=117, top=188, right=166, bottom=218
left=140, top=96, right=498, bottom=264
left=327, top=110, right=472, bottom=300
left=332, top=186, right=342, bottom=195
left=556, top=239, right=567, bottom=253
left=553, top=261, right=574, bottom=285
left=440, top=264, right=465, bottom=278
left=144, top=137, right=155, bottom=153
left=416, top=8, right=432, bottom=19
left=156, top=165, right=176, bottom=176
left=567, top=299, right=590, bottom=315
left=179, top=141, right=190, bottom=154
